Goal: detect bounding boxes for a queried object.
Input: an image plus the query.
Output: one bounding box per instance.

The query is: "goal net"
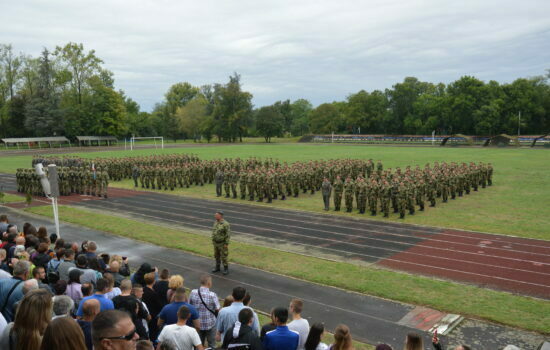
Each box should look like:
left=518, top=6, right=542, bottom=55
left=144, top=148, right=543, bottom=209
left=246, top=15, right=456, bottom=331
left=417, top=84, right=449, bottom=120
left=127, top=136, right=164, bottom=150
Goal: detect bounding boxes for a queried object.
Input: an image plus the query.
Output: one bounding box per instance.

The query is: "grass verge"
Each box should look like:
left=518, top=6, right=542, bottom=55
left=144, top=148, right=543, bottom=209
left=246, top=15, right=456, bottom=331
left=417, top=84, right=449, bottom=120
left=25, top=204, right=550, bottom=334
left=0, top=193, right=25, bottom=204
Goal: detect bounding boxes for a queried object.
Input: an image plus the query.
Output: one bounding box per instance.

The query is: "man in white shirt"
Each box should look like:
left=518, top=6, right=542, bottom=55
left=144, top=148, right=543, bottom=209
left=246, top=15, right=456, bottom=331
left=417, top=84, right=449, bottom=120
left=288, top=299, right=310, bottom=350
left=157, top=305, right=204, bottom=350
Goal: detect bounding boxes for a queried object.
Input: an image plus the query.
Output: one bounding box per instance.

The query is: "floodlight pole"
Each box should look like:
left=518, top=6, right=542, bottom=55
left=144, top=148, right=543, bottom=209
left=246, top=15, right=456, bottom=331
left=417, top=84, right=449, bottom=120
left=518, top=111, right=521, bottom=137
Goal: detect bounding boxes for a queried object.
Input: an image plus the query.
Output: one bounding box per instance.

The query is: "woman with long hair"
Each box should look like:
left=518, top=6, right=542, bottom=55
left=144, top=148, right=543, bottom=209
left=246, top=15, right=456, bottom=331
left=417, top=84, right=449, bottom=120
left=329, top=324, right=353, bottom=350
left=39, top=316, right=86, bottom=350
left=305, top=323, right=328, bottom=350
left=403, top=333, right=423, bottom=350
left=0, top=289, right=52, bottom=350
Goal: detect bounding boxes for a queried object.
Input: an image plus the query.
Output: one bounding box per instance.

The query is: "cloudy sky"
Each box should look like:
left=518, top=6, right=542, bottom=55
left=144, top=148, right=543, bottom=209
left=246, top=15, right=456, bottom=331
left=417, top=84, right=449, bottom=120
left=2, top=0, right=549, bottom=111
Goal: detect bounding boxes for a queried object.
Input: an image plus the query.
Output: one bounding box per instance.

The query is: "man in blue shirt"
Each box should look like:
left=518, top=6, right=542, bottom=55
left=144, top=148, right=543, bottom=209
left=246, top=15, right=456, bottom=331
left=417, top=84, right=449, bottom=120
left=76, top=278, right=114, bottom=317
left=216, top=286, right=260, bottom=341
left=158, top=287, right=200, bottom=330
left=0, top=261, right=30, bottom=322
left=263, top=307, right=299, bottom=350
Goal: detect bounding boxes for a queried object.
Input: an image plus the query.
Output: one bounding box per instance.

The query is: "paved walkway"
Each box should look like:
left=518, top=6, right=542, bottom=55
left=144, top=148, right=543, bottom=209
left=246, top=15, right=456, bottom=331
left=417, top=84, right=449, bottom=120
left=2, top=207, right=546, bottom=349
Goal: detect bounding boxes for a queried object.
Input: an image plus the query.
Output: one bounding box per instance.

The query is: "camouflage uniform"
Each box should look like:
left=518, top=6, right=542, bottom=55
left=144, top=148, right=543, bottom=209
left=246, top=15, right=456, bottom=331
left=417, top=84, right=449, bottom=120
left=212, top=219, right=231, bottom=273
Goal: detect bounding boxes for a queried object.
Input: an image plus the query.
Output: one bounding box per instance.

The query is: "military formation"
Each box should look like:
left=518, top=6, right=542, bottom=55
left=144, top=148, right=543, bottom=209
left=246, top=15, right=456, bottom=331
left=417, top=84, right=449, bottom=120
left=24, top=154, right=493, bottom=219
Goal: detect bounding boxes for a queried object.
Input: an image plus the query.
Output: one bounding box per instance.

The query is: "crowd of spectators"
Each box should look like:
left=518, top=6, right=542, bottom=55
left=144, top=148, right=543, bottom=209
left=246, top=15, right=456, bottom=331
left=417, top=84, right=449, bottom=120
left=0, top=214, right=537, bottom=350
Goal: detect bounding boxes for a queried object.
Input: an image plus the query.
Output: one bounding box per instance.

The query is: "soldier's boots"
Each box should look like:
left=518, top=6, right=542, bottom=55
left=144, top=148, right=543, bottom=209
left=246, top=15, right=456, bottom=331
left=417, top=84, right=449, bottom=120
left=233, top=194, right=237, bottom=199
left=430, top=201, right=435, bottom=207
left=384, top=212, right=389, bottom=218
left=409, top=209, right=415, bottom=215
left=393, top=208, right=398, bottom=213
left=310, top=190, right=315, bottom=195
left=294, top=194, right=298, bottom=198
left=225, top=194, right=230, bottom=198
left=451, top=194, right=456, bottom=199
left=334, top=207, right=339, bottom=211
left=303, top=189, right=307, bottom=193
left=281, top=195, right=286, bottom=200
left=400, top=213, right=405, bottom=219
left=371, top=211, right=376, bottom=216
left=257, top=198, right=263, bottom=202
left=104, top=194, right=108, bottom=199
left=212, top=265, right=221, bottom=273
left=223, top=265, right=229, bottom=275
left=241, top=195, right=246, bottom=200
left=420, top=205, right=424, bottom=211
left=267, top=198, right=272, bottom=203
left=249, top=196, right=254, bottom=201
left=346, top=208, right=352, bottom=213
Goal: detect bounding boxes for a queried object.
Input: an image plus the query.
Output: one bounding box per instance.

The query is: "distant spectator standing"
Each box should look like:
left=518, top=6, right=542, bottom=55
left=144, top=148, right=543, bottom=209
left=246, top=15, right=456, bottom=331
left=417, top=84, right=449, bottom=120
left=328, top=324, right=354, bottom=350
left=167, top=274, right=186, bottom=303
left=57, top=249, right=76, bottom=282
left=305, top=323, right=328, bottom=350
left=216, top=286, right=260, bottom=341
left=0, top=215, right=8, bottom=234
left=189, top=274, right=220, bottom=348
left=263, top=307, right=299, bottom=350
left=0, top=260, right=30, bottom=322
left=153, top=269, right=170, bottom=305
left=157, top=306, right=204, bottom=350
left=142, top=272, right=164, bottom=342
left=261, top=308, right=277, bottom=341
left=404, top=332, right=423, bottom=350
left=288, top=299, right=309, bottom=350
left=65, top=269, right=84, bottom=305
left=76, top=278, right=115, bottom=317
left=158, top=288, right=199, bottom=330
left=222, top=308, right=263, bottom=350
left=52, top=295, right=75, bottom=319
left=78, top=298, right=101, bottom=350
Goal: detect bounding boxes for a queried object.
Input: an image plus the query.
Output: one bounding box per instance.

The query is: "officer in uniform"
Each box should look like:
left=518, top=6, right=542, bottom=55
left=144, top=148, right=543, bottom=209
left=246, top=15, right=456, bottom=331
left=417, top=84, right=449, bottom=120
left=321, top=177, right=332, bottom=211
left=211, top=211, right=230, bottom=275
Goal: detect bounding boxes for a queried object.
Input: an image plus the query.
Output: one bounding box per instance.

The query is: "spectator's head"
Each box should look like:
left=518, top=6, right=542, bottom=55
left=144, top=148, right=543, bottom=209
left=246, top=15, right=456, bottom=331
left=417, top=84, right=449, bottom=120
left=22, top=279, right=39, bottom=295
left=243, top=292, right=251, bottom=306
left=96, top=278, right=110, bottom=294
left=81, top=240, right=89, bottom=253
left=69, top=268, right=83, bottom=285
left=177, top=305, right=191, bottom=322
left=15, top=235, right=25, bottom=247
left=305, top=323, right=325, bottom=350
left=7, top=231, right=17, bottom=244
left=89, top=258, right=102, bottom=272
left=32, top=266, right=46, bottom=281
left=13, top=289, right=52, bottom=350
left=71, top=242, right=79, bottom=254
left=63, top=249, right=74, bottom=261
left=52, top=295, right=74, bottom=317
left=76, top=254, right=88, bottom=268
left=404, top=332, right=423, bottom=350
left=273, top=307, right=289, bottom=326
left=54, top=238, right=65, bottom=251
left=7, top=225, right=18, bottom=235
left=132, top=284, right=144, bottom=299
left=37, top=242, right=49, bottom=254
left=92, top=310, right=139, bottom=350
left=53, top=280, right=68, bottom=296
left=82, top=283, right=93, bottom=297
left=120, top=279, right=132, bottom=294
left=158, top=340, right=177, bottom=350
left=232, top=286, right=246, bottom=302
left=83, top=298, right=101, bottom=320
left=0, top=248, right=6, bottom=262
left=88, top=241, right=97, bottom=252
left=119, top=297, right=140, bottom=318
left=173, top=287, right=186, bottom=302
left=136, top=340, right=154, bottom=350
left=100, top=253, right=110, bottom=266
left=49, top=233, right=58, bottom=245
left=456, top=346, right=471, bottom=350
left=104, top=272, right=115, bottom=290
left=333, top=324, right=353, bottom=350
left=159, top=269, right=170, bottom=280
left=168, top=274, right=184, bottom=290
left=375, top=344, right=393, bottom=350
left=290, top=298, right=303, bottom=315
left=13, top=260, right=31, bottom=280
left=26, top=235, right=39, bottom=250
left=238, top=308, right=254, bottom=326
left=40, top=316, right=87, bottom=350
left=0, top=214, right=7, bottom=223
left=223, top=295, right=234, bottom=307
left=109, top=260, right=120, bottom=273
left=144, top=272, right=155, bottom=286
left=199, top=274, right=212, bottom=288
left=37, top=226, right=48, bottom=239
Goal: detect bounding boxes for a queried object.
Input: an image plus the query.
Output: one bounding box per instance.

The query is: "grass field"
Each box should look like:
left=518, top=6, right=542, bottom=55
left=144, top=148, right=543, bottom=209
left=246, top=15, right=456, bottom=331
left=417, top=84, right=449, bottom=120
left=0, top=193, right=25, bottom=204
left=2, top=143, right=546, bottom=239
left=24, top=205, right=550, bottom=334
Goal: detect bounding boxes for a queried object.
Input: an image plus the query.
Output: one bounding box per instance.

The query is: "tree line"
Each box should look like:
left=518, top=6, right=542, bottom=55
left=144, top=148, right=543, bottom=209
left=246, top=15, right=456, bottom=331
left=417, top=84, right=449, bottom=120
left=1, top=42, right=548, bottom=142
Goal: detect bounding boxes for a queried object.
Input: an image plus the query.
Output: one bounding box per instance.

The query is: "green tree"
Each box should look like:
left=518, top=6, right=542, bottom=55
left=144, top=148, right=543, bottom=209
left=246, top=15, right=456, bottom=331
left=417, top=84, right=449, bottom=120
left=0, top=44, right=22, bottom=100
left=289, top=99, right=312, bottom=136
left=309, top=103, right=344, bottom=134
left=256, top=105, right=284, bottom=142
left=82, top=76, right=127, bottom=137
left=176, top=95, right=209, bottom=141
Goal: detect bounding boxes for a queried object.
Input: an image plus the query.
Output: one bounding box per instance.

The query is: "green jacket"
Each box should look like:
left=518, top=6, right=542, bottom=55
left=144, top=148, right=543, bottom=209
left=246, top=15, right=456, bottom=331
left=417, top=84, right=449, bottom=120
left=212, top=220, right=231, bottom=245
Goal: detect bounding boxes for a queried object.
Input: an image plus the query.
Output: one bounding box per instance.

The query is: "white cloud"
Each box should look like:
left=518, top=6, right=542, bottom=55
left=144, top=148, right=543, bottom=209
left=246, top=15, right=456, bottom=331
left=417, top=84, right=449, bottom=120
left=0, top=0, right=548, bottom=111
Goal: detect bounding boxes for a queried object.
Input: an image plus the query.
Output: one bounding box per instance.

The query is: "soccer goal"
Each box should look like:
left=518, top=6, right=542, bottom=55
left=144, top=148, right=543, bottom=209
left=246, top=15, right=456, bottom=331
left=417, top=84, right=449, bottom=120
left=127, top=136, right=164, bottom=150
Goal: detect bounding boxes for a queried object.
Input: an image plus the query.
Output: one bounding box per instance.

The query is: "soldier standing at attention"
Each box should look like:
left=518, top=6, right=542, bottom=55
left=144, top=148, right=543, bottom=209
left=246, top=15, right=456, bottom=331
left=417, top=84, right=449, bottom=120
left=344, top=176, right=355, bottom=213
left=211, top=211, right=230, bottom=275
left=132, top=165, right=140, bottom=188
left=333, top=175, right=343, bottom=211
left=321, top=177, right=332, bottom=211
left=215, top=168, right=224, bottom=197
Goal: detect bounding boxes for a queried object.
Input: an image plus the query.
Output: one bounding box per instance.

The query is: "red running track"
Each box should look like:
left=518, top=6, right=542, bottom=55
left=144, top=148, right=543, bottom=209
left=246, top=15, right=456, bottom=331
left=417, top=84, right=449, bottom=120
left=377, top=229, right=550, bottom=299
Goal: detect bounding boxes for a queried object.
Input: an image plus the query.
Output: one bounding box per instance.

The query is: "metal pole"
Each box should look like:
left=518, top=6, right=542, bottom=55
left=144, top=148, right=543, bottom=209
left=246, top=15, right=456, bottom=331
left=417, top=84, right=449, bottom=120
left=51, top=197, right=60, bottom=238
left=161, top=137, right=164, bottom=149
